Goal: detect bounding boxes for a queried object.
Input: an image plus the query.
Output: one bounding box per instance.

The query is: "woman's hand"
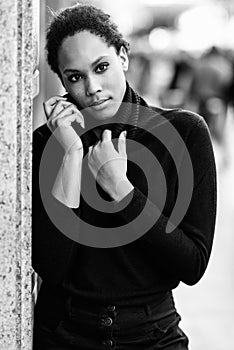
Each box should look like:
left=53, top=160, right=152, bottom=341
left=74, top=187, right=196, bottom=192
left=44, top=96, right=84, bottom=155
left=88, top=130, right=134, bottom=202
left=44, top=96, right=84, bottom=207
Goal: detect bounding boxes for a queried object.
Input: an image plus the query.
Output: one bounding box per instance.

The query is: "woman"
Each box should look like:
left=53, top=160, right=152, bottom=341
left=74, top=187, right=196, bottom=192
left=32, top=4, right=217, bottom=349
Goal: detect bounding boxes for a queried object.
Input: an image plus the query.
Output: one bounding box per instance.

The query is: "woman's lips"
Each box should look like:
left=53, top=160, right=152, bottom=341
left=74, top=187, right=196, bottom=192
left=90, top=98, right=110, bottom=109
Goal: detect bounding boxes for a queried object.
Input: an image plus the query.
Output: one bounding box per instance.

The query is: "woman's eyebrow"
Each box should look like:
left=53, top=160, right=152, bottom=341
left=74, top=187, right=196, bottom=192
left=63, top=55, right=110, bottom=74
left=91, top=55, right=110, bottom=67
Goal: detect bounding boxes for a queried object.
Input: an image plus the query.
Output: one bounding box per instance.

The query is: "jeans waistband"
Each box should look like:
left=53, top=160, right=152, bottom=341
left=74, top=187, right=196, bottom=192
left=66, top=291, right=175, bottom=321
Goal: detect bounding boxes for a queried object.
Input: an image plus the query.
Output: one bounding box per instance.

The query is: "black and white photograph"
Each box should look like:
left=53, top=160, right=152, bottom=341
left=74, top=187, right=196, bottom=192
left=0, top=1, right=234, bottom=349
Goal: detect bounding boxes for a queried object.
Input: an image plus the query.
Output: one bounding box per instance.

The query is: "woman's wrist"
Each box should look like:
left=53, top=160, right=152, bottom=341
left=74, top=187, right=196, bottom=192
left=52, top=147, right=83, bottom=208
left=65, top=143, right=83, bottom=156
left=65, top=147, right=83, bottom=159
left=112, top=178, right=134, bottom=203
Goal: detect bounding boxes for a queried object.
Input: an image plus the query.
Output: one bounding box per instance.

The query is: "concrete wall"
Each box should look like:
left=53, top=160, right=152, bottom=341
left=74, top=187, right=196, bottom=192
left=0, top=0, right=35, bottom=348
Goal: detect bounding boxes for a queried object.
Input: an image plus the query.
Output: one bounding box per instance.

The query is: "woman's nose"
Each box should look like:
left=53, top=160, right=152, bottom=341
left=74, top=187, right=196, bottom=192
left=85, top=75, right=102, bottom=96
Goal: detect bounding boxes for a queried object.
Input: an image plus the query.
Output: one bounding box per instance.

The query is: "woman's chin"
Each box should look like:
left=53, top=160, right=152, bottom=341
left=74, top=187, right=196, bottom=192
left=89, top=103, right=120, bottom=122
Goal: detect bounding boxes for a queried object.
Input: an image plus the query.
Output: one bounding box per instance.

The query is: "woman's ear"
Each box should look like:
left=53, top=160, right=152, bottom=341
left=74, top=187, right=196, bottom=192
left=119, top=46, right=129, bottom=72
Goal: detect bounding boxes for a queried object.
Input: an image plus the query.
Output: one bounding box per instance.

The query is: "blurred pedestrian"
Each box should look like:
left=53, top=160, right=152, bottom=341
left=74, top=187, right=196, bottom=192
left=187, top=46, right=233, bottom=143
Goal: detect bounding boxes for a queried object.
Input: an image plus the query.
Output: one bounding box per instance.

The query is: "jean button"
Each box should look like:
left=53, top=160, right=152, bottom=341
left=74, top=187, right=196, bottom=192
left=105, top=316, right=113, bottom=326
left=102, top=339, right=114, bottom=347
left=107, top=305, right=116, bottom=312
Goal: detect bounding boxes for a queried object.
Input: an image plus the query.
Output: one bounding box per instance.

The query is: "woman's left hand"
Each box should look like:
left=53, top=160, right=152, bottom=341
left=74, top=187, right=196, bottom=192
left=88, top=130, right=133, bottom=202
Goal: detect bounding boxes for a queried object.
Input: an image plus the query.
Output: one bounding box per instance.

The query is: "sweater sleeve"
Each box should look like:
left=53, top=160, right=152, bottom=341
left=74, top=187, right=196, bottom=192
left=118, top=117, right=217, bottom=286
left=32, top=126, right=74, bottom=284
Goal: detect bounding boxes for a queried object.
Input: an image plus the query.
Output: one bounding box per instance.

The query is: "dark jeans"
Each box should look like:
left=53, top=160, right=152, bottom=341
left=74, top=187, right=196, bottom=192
left=33, top=286, right=189, bottom=349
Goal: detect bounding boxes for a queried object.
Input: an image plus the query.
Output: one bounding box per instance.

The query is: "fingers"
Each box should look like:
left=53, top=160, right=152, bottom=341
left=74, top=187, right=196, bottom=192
left=75, top=113, right=85, bottom=129
left=47, top=113, right=76, bottom=130
left=88, top=145, right=93, bottom=158
left=100, top=129, right=127, bottom=155
left=88, top=144, right=97, bottom=165
left=47, top=101, right=85, bottom=129
left=50, top=100, right=74, bottom=119
left=47, top=104, right=76, bottom=129
left=44, top=96, right=85, bottom=127
left=43, top=96, right=67, bottom=117
left=118, top=131, right=127, bottom=156
left=101, top=129, right=112, bottom=142
left=53, top=103, right=84, bottom=127
left=47, top=95, right=67, bottom=106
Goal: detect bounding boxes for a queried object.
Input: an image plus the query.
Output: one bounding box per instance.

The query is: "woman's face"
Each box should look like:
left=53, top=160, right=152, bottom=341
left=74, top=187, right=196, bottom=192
left=58, top=30, right=129, bottom=122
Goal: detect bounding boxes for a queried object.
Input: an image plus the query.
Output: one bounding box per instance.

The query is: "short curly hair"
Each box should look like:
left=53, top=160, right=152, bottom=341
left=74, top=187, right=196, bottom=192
left=46, top=4, right=130, bottom=78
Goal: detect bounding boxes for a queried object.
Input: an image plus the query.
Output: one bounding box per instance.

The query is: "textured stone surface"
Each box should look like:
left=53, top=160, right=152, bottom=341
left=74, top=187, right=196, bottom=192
left=0, top=0, right=34, bottom=349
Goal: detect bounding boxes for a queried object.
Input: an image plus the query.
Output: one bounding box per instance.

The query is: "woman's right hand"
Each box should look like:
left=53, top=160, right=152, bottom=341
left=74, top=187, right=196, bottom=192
left=44, top=96, right=85, bottom=155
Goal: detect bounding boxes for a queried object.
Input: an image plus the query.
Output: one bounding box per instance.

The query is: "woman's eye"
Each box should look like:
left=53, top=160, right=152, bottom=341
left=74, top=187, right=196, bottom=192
left=68, top=74, right=83, bottom=82
left=96, top=63, right=109, bottom=73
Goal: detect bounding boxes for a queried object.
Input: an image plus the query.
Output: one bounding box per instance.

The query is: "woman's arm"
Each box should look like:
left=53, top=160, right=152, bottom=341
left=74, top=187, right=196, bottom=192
left=52, top=149, right=83, bottom=208
left=32, top=127, right=75, bottom=283
left=43, top=95, right=85, bottom=208
left=115, top=114, right=217, bottom=286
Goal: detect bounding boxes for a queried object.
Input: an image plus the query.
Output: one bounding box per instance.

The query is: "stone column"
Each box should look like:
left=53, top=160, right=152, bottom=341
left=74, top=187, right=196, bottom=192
left=0, top=0, right=36, bottom=348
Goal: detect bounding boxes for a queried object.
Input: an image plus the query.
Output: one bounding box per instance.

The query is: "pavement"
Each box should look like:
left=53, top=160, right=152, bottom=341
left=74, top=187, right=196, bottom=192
left=173, top=109, right=234, bottom=349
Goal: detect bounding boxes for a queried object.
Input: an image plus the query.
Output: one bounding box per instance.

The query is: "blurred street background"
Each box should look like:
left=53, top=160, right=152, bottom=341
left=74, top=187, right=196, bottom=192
left=34, top=0, right=234, bottom=348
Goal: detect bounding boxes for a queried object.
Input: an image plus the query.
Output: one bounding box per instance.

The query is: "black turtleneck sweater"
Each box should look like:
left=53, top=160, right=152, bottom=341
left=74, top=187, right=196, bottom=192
left=32, top=83, right=216, bottom=306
